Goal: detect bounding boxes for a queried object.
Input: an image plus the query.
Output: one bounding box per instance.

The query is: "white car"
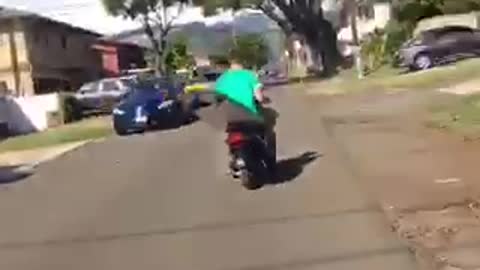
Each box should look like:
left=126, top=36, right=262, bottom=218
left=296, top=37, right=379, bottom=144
left=75, top=77, right=137, bottom=114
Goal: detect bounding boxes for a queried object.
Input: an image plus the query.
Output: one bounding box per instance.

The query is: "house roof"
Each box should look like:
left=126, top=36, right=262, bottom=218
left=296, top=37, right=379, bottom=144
left=0, top=6, right=101, bottom=37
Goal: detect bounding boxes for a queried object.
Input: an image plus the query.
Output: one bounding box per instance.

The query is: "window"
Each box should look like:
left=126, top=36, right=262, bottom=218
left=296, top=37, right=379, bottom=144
left=60, top=35, right=67, bottom=49
left=102, top=81, right=121, bottom=91
left=120, top=78, right=136, bottom=88
left=357, top=5, right=374, bottom=20
left=79, top=82, right=99, bottom=94
left=44, top=35, right=49, bottom=47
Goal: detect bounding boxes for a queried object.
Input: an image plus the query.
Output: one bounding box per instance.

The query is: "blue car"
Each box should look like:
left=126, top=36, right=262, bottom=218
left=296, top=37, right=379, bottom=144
left=112, top=78, right=185, bottom=135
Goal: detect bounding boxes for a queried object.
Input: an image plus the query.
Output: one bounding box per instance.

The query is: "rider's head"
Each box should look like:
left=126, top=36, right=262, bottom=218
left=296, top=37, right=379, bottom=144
left=229, top=57, right=244, bottom=70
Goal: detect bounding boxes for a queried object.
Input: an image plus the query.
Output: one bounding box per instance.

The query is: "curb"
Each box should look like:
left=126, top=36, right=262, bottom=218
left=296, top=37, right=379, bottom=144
left=1, top=139, right=99, bottom=171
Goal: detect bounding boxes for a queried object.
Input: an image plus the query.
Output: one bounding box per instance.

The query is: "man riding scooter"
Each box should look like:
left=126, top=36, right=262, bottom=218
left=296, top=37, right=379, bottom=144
left=213, top=57, right=277, bottom=177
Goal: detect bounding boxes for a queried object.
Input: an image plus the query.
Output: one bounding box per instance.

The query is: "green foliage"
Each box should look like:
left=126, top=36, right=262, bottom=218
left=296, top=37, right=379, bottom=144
left=361, top=30, right=386, bottom=72
left=192, top=0, right=340, bottom=75
left=393, top=0, right=443, bottom=26
left=228, top=34, right=269, bottom=69
left=102, top=0, right=159, bottom=19
left=58, top=93, right=84, bottom=124
left=0, top=118, right=112, bottom=153
left=164, top=37, right=195, bottom=73
left=376, top=0, right=480, bottom=71
left=360, top=19, right=416, bottom=71
left=101, top=0, right=189, bottom=75
left=384, top=20, right=414, bottom=64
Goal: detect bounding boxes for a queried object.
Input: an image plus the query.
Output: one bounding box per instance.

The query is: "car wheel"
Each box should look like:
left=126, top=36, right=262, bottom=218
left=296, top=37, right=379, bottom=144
left=414, top=53, right=433, bottom=70
left=114, top=127, right=129, bottom=136
left=113, top=121, right=129, bottom=136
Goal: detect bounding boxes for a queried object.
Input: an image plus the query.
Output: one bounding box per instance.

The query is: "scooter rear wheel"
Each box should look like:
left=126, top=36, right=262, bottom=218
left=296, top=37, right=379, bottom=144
left=239, top=169, right=262, bottom=190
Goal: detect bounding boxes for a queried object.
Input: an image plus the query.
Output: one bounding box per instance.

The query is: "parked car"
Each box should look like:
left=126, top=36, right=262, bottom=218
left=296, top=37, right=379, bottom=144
left=259, top=69, right=288, bottom=86
left=112, top=77, right=185, bottom=135
left=183, top=69, right=223, bottom=109
left=398, top=26, right=480, bottom=70
left=75, top=76, right=137, bottom=115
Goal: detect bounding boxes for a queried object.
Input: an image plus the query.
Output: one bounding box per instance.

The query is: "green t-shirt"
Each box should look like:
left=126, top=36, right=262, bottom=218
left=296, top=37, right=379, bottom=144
left=215, top=69, right=262, bottom=115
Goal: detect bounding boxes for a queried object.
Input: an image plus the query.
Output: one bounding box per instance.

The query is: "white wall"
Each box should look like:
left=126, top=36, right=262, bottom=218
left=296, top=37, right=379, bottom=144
left=0, top=93, right=59, bottom=134
left=337, top=2, right=392, bottom=56
left=415, top=12, right=480, bottom=35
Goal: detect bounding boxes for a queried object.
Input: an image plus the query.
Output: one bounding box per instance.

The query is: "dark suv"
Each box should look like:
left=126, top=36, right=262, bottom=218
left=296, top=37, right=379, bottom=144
left=398, top=26, right=480, bottom=70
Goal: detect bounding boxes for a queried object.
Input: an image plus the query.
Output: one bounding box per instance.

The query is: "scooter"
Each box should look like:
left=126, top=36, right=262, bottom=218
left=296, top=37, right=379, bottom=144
left=225, top=105, right=276, bottom=190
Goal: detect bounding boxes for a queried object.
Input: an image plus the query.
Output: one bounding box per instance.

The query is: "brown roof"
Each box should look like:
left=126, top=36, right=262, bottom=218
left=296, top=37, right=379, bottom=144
left=0, top=6, right=101, bottom=37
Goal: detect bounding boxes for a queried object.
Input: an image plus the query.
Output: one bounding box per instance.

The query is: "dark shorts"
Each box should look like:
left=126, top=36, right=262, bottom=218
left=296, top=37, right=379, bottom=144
left=193, top=92, right=278, bottom=132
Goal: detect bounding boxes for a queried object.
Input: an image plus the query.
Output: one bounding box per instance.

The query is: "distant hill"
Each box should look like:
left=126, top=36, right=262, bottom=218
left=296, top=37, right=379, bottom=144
left=108, top=11, right=285, bottom=64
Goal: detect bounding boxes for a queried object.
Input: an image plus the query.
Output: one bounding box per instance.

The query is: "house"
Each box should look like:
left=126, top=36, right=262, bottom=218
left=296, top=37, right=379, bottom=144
left=337, top=1, right=393, bottom=56
left=92, top=39, right=146, bottom=78
left=0, top=7, right=146, bottom=96
left=0, top=7, right=147, bottom=135
left=0, top=7, right=104, bottom=95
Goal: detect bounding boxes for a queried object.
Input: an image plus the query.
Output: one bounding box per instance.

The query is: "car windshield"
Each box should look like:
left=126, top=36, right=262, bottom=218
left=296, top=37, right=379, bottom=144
left=120, top=78, right=136, bottom=87
left=124, top=77, right=173, bottom=99
left=204, top=72, right=221, bottom=81
left=79, top=82, right=96, bottom=91
left=135, top=78, right=171, bottom=91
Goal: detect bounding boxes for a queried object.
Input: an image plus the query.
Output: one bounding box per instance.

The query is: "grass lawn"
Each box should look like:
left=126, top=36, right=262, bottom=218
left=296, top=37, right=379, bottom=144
left=427, top=94, right=480, bottom=140
left=307, top=59, right=480, bottom=95
left=0, top=117, right=113, bottom=153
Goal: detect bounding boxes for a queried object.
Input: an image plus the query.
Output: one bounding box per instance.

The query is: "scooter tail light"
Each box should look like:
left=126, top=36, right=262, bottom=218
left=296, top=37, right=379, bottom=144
left=226, top=132, right=246, bottom=147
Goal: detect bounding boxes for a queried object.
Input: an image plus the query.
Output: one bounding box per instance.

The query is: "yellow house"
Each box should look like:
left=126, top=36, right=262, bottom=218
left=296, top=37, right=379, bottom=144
left=0, top=7, right=102, bottom=96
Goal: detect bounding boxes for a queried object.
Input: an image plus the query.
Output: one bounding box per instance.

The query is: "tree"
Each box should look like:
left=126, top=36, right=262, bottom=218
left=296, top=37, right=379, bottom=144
left=101, top=0, right=188, bottom=74
left=228, top=34, right=269, bottom=69
left=164, top=37, right=195, bottom=73
left=192, top=0, right=341, bottom=76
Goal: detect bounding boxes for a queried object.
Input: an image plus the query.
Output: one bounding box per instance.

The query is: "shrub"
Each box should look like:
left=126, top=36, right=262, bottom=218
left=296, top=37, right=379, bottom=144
left=360, top=19, right=415, bottom=71
left=384, top=20, right=415, bottom=65
left=164, top=37, right=195, bottom=75
left=361, top=29, right=386, bottom=72
left=228, top=34, right=269, bottom=70
left=58, top=93, right=83, bottom=124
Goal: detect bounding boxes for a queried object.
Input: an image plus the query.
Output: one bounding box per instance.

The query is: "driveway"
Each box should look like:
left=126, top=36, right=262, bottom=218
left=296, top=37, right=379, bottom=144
left=0, top=87, right=415, bottom=270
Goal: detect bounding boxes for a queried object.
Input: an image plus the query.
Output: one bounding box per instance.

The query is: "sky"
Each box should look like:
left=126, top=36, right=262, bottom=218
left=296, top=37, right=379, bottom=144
left=0, top=0, right=233, bottom=34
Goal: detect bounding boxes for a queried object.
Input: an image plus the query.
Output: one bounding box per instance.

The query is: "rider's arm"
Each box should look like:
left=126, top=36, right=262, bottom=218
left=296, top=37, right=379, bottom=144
left=254, top=83, right=264, bottom=103
left=251, top=72, right=265, bottom=102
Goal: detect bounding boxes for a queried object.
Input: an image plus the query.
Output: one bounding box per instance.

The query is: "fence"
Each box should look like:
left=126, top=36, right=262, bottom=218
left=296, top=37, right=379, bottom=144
left=0, top=93, right=60, bottom=135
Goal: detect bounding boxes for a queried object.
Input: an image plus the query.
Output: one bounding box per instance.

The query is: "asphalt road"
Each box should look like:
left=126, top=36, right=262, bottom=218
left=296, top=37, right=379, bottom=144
left=0, top=87, right=417, bottom=270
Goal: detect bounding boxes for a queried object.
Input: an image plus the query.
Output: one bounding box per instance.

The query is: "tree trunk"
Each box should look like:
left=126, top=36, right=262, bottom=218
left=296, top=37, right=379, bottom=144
left=159, top=31, right=168, bottom=76
left=142, top=16, right=163, bottom=75
left=302, top=18, right=340, bottom=77
left=318, top=16, right=341, bottom=76
left=260, top=2, right=341, bottom=77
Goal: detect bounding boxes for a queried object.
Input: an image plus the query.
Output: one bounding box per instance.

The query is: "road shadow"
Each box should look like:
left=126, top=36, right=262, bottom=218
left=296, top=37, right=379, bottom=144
left=0, top=166, right=33, bottom=185
left=267, top=151, right=321, bottom=185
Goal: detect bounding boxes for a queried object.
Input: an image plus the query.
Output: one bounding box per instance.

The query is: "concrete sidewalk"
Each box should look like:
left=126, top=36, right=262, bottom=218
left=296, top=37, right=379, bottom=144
left=0, top=141, right=90, bottom=168
left=0, top=141, right=91, bottom=183
left=314, top=90, right=480, bottom=270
